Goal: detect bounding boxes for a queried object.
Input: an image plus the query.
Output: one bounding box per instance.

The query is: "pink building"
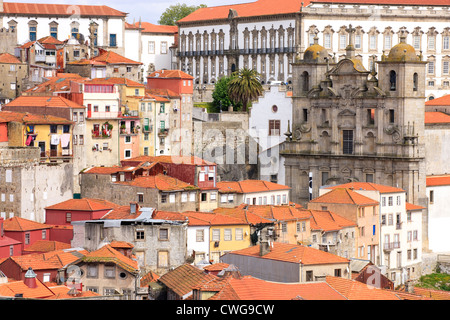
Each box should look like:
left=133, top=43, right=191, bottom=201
left=0, top=217, right=22, bottom=258
left=45, top=198, right=120, bottom=244
left=2, top=217, right=52, bottom=253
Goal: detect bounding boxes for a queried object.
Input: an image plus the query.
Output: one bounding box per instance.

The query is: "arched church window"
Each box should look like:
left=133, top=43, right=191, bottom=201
left=413, top=73, right=418, bottom=91
left=389, top=70, right=396, bottom=91
left=301, top=71, right=310, bottom=93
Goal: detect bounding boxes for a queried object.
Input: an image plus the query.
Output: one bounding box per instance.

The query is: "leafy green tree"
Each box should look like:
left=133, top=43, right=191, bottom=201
left=211, top=76, right=234, bottom=112
left=227, top=68, right=263, bottom=112
left=158, top=3, right=206, bottom=26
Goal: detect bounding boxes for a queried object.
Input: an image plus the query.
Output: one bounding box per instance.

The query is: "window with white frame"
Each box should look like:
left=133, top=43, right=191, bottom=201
left=212, top=229, right=220, bottom=241
left=224, top=229, right=232, bottom=241
left=148, top=41, right=155, bottom=54
left=196, top=229, right=204, bottom=242
left=235, top=228, right=243, bottom=241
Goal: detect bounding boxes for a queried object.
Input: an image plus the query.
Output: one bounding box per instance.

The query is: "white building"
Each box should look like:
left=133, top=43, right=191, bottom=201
left=0, top=1, right=127, bottom=55
left=249, top=83, right=292, bottom=185
left=322, top=182, right=423, bottom=288
left=124, top=22, right=178, bottom=80
left=177, top=0, right=450, bottom=101
left=426, top=175, right=450, bottom=253
left=216, top=179, right=291, bottom=208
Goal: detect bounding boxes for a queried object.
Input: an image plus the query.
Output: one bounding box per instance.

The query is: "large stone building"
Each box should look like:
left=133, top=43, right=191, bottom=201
left=281, top=30, right=428, bottom=248
left=176, top=0, right=450, bottom=102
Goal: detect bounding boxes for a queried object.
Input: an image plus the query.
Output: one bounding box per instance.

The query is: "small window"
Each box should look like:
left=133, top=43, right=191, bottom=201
left=429, top=190, right=434, bottom=204
left=136, top=230, right=145, bottom=240
left=159, top=228, right=169, bottom=241
left=104, top=265, right=115, bottom=278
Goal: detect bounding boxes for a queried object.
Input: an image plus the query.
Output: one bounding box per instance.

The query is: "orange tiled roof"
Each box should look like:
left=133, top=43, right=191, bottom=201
left=91, top=49, right=142, bottom=65
left=425, top=94, right=450, bottom=106
left=148, top=69, right=193, bottom=79
left=140, top=270, right=160, bottom=287
left=182, top=211, right=250, bottom=226
left=101, top=205, right=145, bottom=220
left=425, top=111, right=450, bottom=124
left=325, top=276, right=405, bottom=300
left=203, top=263, right=230, bottom=272
left=326, top=182, right=405, bottom=194
left=309, top=210, right=357, bottom=232
left=152, top=210, right=187, bottom=222
left=310, top=188, right=379, bottom=206
left=0, top=110, right=73, bottom=125
left=405, top=202, right=425, bottom=211
left=3, top=2, right=127, bottom=17
left=23, top=240, right=71, bottom=253
left=45, top=285, right=101, bottom=299
left=23, top=76, right=87, bottom=94
left=215, top=204, right=311, bottom=223
left=206, top=275, right=347, bottom=300
left=45, top=198, right=120, bottom=211
left=157, top=263, right=217, bottom=298
left=0, top=53, right=22, bottom=64
left=178, top=0, right=307, bottom=23
left=217, top=180, right=290, bottom=194
left=212, top=206, right=274, bottom=225
left=130, top=22, right=178, bottom=34
left=81, top=165, right=138, bottom=175
left=226, top=242, right=350, bottom=265
left=427, top=174, right=450, bottom=187
left=145, top=88, right=181, bottom=99
left=82, top=244, right=139, bottom=273
left=38, top=36, right=64, bottom=45
left=5, top=95, right=84, bottom=109
left=110, top=240, right=134, bottom=249
left=5, top=249, right=85, bottom=271
left=412, top=287, right=450, bottom=300
left=114, top=174, right=198, bottom=191
left=0, top=278, right=55, bottom=299
left=3, top=217, right=52, bottom=232
left=99, top=77, right=145, bottom=87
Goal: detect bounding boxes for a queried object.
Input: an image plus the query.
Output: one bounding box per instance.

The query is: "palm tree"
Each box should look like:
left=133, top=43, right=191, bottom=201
left=227, top=68, right=263, bottom=112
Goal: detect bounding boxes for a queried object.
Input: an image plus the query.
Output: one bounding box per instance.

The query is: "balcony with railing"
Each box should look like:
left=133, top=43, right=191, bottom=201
left=383, top=242, right=400, bottom=251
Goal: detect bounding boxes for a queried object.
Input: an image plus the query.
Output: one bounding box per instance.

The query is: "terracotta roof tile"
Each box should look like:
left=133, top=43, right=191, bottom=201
left=315, top=0, right=450, bottom=5
left=326, top=182, right=405, bottom=194
left=425, top=112, right=450, bottom=124
left=6, top=96, right=84, bottom=109
left=311, top=188, right=379, bottom=206
left=217, top=180, right=290, bottom=194
left=325, top=276, right=404, bottom=300
left=148, top=69, right=193, bottom=79
left=206, top=275, right=347, bottom=300
left=157, top=263, right=217, bottom=298
left=226, top=242, right=350, bottom=265
left=0, top=110, right=74, bottom=125
left=140, top=271, right=160, bottom=287
left=23, top=240, right=71, bottom=253
left=91, top=49, right=142, bottom=65
left=178, top=0, right=308, bottom=23
left=412, top=287, right=450, bottom=300
left=130, top=22, right=178, bottom=34
left=45, top=198, right=120, bottom=211
left=427, top=174, right=450, bottom=187
left=3, top=217, right=51, bottom=232
left=45, top=285, right=101, bottom=299
left=0, top=278, right=55, bottom=299
left=309, top=210, right=357, bottom=232
left=23, top=76, right=87, bottom=94
left=3, top=2, right=127, bottom=17
left=0, top=53, right=22, bottom=64
left=405, top=202, right=425, bottom=211
left=114, top=174, right=198, bottom=191
left=212, top=206, right=274, bottom=225
left=82, top=244, right=139, bottom=273
left=425, top=94, right=450, bottom=106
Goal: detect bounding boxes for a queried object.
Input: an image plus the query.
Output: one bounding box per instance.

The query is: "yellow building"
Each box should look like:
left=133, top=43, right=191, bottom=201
left=0, top=110, right=73, bottom=162
left=182, top=211, right=253, bottom=264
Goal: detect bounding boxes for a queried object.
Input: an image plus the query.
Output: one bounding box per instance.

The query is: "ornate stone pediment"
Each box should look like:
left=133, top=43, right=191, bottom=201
left=338, top=109, right=356, bottom=117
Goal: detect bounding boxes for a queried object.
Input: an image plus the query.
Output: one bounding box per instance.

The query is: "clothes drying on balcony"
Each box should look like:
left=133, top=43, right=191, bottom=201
left=60, top=134, right=71, bottom=148
left=51, top=134, right=60, bottom=145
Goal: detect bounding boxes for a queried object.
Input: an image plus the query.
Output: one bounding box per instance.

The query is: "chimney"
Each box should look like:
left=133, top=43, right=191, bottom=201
left=259, top=226, right=274, bottom=256
left=24, top=267, right=37, bottom=289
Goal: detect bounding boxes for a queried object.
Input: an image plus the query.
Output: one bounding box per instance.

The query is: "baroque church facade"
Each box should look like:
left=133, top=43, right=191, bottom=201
left=281, top=28, right=428, bottom=243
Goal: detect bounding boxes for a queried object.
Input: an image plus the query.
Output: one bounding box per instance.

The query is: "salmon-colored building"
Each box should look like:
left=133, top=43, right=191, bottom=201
left=2, top=217, right=53, bottom=253
left=0, top=217, right=22, bottom=258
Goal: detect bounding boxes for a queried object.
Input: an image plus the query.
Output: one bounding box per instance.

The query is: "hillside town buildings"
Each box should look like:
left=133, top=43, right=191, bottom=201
left=0, top=0, right=448, bottom=302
